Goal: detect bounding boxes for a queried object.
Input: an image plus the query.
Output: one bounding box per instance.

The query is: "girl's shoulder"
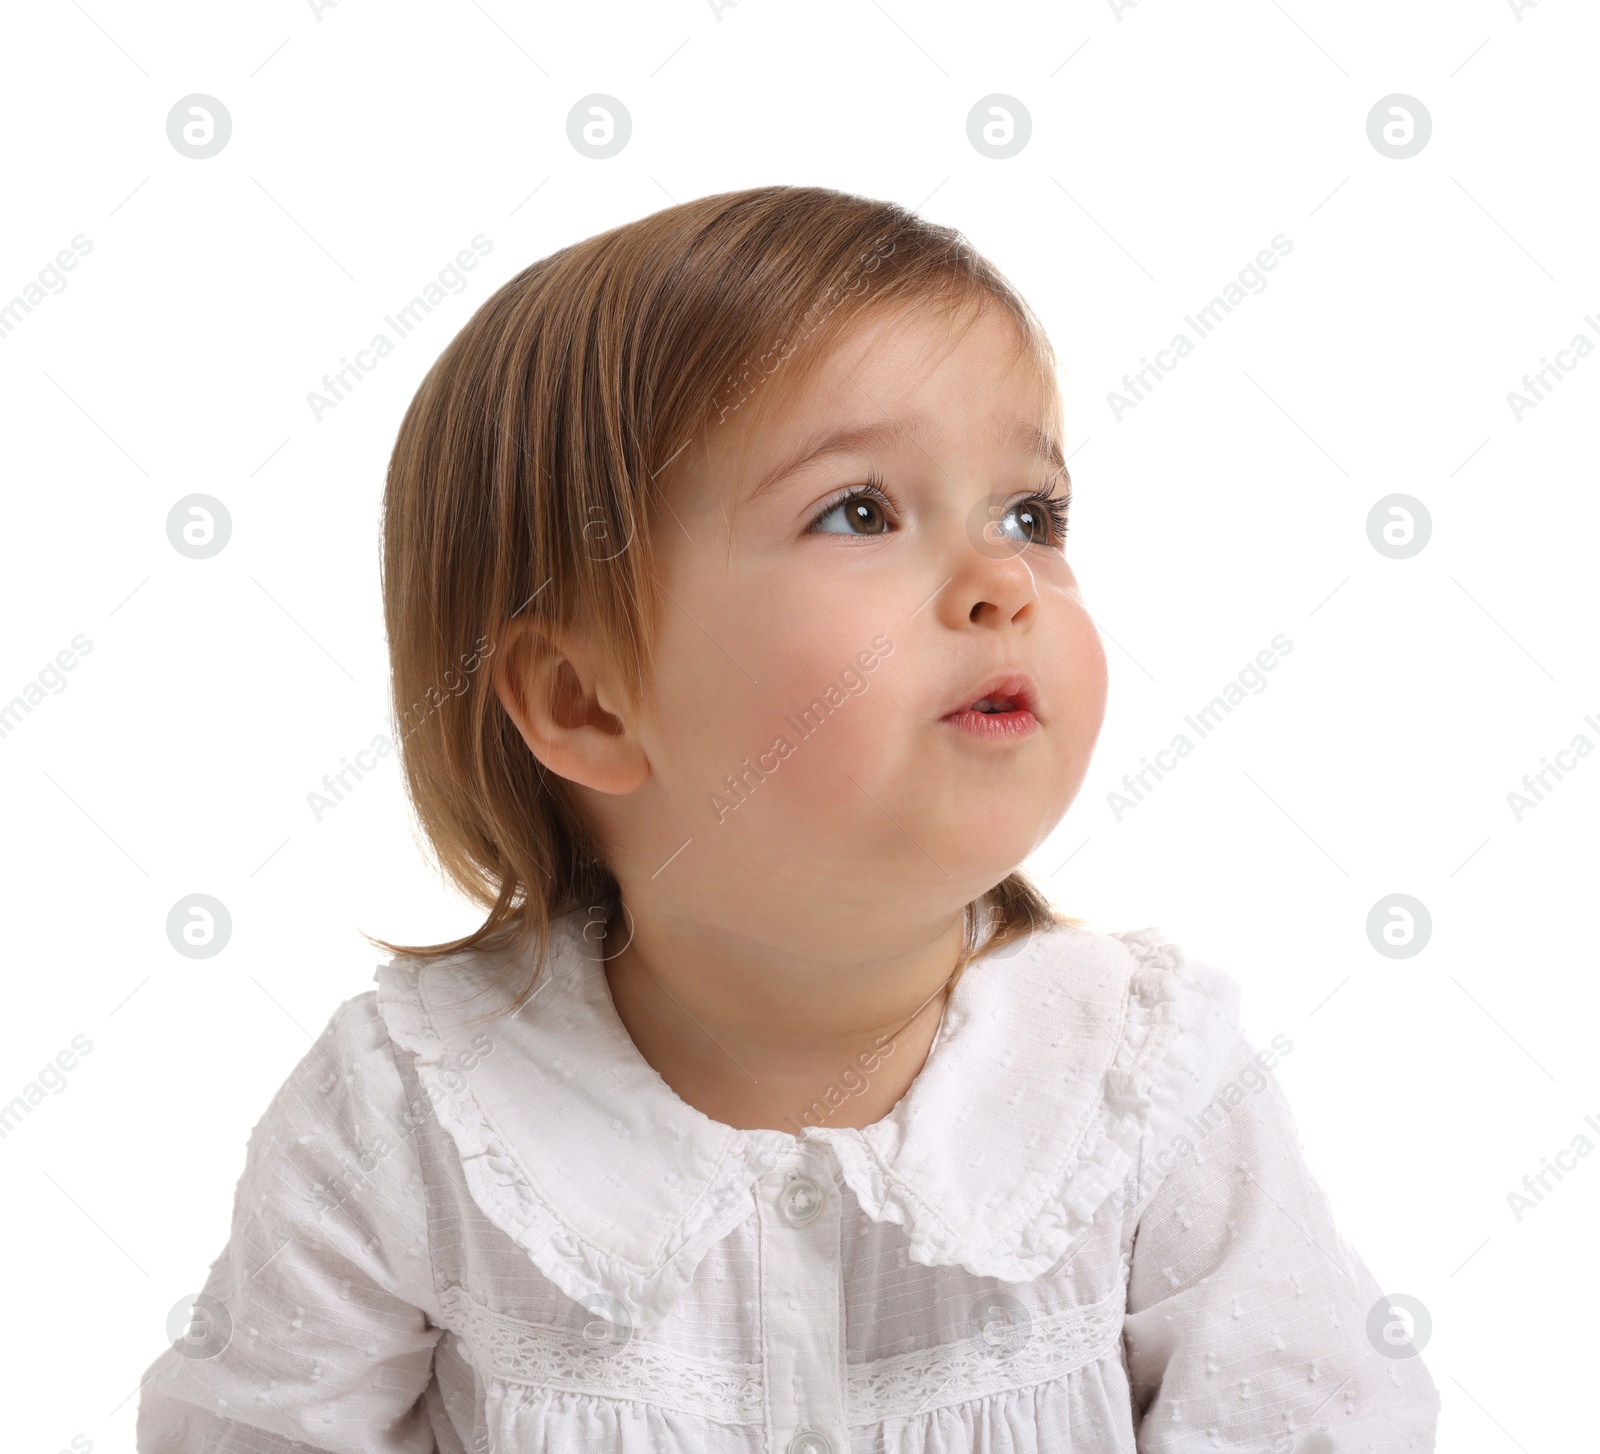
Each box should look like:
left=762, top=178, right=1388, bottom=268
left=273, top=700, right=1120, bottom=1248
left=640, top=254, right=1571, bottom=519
left=221, top=984, right=436, bottom=1302
left=947, top=927, right=1260, bottom=1254
left=257, top=984, right=413, bottom=1132
left=1022, top=919, right=1260, bottom=1169
left=807, top=920, right=1257, bottom=1284
left=345, top=915, right=1265, bottom=1302
left=1012, top=921, right=1305, bottom=1237
left=982, top=917, right=1248, bottom=1103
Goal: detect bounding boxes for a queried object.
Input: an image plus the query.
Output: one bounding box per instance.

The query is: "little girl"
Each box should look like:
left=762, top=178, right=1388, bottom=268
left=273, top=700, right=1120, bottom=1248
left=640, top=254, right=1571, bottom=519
left=137, top=185, right=1440, bottom=1452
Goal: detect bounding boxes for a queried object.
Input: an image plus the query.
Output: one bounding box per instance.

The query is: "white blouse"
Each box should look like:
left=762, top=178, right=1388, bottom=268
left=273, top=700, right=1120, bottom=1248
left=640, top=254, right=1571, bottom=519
left=135, top=909, right=1440, bottom=1452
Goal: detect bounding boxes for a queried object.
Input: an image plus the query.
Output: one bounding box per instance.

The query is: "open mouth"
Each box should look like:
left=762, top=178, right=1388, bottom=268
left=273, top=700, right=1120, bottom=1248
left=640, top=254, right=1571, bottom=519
left=942, top=674, right=1040, bottom=738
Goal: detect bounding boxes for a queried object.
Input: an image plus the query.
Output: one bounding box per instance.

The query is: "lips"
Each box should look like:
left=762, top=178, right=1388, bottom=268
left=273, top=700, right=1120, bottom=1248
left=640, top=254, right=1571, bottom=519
left=942, top=672, right=1040, bottom=722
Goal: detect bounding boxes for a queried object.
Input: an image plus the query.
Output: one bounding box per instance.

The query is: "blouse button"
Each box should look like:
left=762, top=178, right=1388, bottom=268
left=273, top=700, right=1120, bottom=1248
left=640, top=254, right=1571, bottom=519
left=778, top=1176, right=824, bottom=1226
left=787, top=1431, right=833, bottom=1454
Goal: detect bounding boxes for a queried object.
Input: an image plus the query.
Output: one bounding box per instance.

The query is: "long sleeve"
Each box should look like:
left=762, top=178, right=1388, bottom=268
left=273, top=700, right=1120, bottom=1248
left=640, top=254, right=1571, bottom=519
left=136, top=993, right=444, bottom=1453
left=1122, top=1032, right=1440, bottom=1453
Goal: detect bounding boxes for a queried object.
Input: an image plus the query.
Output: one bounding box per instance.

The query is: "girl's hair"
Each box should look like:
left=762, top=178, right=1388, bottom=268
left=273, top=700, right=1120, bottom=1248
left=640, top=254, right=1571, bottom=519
left=368, top=183, right=1079, bottom=1017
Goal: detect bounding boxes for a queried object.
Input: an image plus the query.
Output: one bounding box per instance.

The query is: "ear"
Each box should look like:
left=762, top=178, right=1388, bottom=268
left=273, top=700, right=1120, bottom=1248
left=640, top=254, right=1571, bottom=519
left=491, top=615, right=650, bottom=795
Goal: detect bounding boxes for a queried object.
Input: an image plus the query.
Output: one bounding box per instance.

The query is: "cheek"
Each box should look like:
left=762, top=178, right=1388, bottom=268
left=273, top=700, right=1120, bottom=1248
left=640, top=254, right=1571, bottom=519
left=1046, top=604, right=1108, bottom=783
left=1061, top=608, right=1109, bottom=730
left=746, top=600, right=897, bottom=774
left=644, top=570, right=894, bottom=805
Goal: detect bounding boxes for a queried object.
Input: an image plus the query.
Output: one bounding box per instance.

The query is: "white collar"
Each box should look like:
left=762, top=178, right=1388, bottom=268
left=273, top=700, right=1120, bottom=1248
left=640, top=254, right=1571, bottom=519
left=375, top=906, right=1215, bottom=1325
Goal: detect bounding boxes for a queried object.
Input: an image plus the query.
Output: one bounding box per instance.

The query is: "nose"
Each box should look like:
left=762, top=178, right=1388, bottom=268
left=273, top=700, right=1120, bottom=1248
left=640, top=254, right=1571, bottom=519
left=934, top=527, right=1040, bottom=630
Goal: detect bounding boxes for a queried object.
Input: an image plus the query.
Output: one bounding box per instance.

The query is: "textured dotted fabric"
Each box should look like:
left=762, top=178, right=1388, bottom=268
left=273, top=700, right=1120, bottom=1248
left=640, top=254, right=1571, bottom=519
left=135, top=910, right=1439, bottom=1452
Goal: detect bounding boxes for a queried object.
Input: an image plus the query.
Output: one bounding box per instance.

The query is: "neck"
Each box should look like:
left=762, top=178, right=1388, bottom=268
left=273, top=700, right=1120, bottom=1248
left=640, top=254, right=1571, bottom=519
left=600, top=906, right=969, bottom=1133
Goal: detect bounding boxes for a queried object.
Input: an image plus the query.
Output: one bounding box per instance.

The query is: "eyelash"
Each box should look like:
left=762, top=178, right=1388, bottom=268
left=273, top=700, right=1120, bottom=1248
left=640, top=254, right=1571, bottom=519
left=805, top=469, right=1072, bottom=547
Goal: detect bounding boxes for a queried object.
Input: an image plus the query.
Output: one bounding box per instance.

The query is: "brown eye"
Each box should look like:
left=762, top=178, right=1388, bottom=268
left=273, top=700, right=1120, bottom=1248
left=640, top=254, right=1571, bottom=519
left=997, top=488, right=1070, bottom=549
left=1010, top=501, right=1050, bottom=545
left=807, top=484, right=895, bottom=536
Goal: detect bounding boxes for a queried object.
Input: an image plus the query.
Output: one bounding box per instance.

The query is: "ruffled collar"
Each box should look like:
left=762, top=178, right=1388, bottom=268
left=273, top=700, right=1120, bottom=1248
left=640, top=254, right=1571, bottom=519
left=374, top=906, right=1192, bottom=1326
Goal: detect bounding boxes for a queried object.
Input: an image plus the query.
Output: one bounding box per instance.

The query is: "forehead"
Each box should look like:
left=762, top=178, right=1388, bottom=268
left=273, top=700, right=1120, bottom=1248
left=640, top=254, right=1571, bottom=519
left=681, top=298, right=1060, bottom=507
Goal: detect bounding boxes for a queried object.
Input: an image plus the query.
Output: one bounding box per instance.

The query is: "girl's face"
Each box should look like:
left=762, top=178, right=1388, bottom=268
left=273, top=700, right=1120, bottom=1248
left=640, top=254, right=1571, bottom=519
left=591, top=299, right=1107, bottom=950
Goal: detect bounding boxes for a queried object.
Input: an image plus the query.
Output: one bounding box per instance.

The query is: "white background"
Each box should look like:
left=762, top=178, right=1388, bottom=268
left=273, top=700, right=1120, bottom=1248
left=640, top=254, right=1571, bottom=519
left=2, top=0, right=1594, bottom=1449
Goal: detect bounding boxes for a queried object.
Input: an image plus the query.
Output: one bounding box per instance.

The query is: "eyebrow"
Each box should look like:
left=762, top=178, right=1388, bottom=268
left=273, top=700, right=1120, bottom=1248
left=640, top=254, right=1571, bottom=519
left=745, top=415, right=1067, bottom=504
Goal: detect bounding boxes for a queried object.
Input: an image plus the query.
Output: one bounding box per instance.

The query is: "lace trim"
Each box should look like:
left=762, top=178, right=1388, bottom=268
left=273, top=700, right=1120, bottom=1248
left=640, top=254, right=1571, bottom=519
left=847, top=1280, right=1126, bottom=1423
left=376, top=946, right=781, bottom=1327
left=381, top=924, right=1203, bottom=1327
left=439, top=1283, right=766, bottom=1424
left=1061, top=928, right=1186, bottom=1226
left=1004, top=927, right=1185, bottom=1273
left=440, top=1280, right=1126, bottom=1428
left=824, top=928, right=1188, bottom=1284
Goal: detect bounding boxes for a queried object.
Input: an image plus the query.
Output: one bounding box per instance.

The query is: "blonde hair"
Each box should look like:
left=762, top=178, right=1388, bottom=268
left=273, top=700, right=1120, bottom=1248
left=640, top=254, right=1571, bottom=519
left=370, top=184, right=1078, bottom=1015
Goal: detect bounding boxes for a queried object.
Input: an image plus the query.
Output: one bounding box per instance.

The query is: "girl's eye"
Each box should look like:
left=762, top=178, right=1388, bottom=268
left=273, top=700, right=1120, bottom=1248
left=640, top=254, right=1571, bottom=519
left=806, top=472, right=897, bottom=537
left=804, top=471, right=1072, bottom=548
left=997, top=485, right=1070, bottom=548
